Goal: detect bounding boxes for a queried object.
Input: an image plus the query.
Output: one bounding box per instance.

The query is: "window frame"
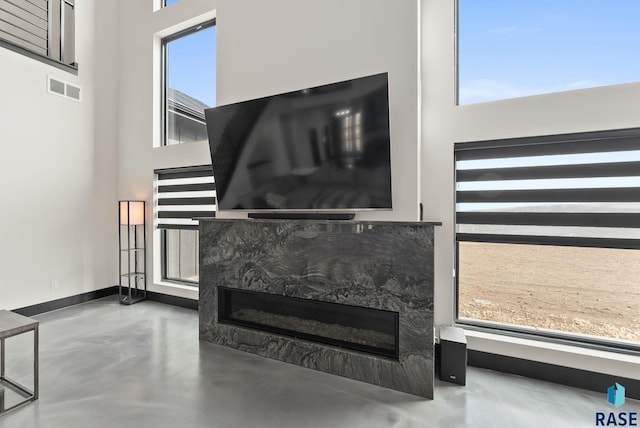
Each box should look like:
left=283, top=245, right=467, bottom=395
left=160, top=228, right=199, bottom=286
left=155, top=165, right=216, bottom=287
left=454, top=128, right=640, bottom=355
left=160, top=19, right=216, bottom=147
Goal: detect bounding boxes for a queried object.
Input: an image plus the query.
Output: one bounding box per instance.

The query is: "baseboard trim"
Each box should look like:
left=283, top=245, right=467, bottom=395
left=14, top=286, right=118, bottom=317
left=146, top=291, right=198, bottom=310
left=468, top=349, right=639, bottom=400
left=14, top=287, right=198, bottom=316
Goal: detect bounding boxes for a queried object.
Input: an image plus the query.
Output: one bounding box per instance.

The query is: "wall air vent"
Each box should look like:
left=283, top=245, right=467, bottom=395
left=48, top=77, right=65, bottom=96
left=65, top=83, right=81, bottom=101
left=47, top=76, right=81, bottom=102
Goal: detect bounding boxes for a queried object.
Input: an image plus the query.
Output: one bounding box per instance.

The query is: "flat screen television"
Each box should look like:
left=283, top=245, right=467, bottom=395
left=204, top=72, right=392, bottom=212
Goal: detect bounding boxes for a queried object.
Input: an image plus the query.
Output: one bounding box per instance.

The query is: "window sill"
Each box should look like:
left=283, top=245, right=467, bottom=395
left=462, top=328, right=640, bottom=379
left=0, top=39, right=78, bottom=75
left=154, top=280, right=199, bottom=293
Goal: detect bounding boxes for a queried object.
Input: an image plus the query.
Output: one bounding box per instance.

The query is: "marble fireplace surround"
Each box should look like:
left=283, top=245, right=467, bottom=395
left=199, top=219, right=437, bottom=398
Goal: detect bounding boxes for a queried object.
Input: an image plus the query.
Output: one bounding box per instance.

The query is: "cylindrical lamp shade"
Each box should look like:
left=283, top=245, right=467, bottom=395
left=120, top=200, right=145, bottom=225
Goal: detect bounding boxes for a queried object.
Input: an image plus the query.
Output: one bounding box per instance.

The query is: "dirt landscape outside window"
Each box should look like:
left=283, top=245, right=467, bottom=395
left=458, top=241, right=640, bottom=345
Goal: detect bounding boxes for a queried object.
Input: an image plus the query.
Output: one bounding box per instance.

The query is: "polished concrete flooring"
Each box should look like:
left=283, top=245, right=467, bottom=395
left=0, top=296, right=637, bottom=428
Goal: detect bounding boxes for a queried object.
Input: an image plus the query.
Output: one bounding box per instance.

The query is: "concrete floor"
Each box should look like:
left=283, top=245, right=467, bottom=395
left=0, top=296, right=637, bottom=428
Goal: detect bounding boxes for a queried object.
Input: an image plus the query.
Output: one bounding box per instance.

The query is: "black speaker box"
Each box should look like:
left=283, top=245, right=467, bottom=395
left=439, top=326, right=467, bottom=386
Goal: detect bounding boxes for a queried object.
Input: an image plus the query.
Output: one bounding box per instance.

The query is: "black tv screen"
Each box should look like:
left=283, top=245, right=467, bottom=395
left=205, top=72, right=392, bottom=211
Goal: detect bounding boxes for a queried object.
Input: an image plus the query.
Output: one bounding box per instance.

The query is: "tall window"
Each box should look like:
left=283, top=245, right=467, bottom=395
left=156, top=166, right=216, bottom=285
left=455, top=128, right=640, bottom=350
left=162, top=20, right=216, bottom=146
left=457, top=1, right=640, bottom=105
left=0, top=0, right=76, bottom=71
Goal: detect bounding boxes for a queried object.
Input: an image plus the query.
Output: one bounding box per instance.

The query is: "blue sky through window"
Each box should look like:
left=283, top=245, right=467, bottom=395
left=458, top=0, right=640, bottom=104
left=167, top=24, right=216, bottom=108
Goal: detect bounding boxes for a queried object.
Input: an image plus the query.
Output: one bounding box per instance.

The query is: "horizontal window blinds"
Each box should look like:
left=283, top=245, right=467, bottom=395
left=0, top=0, right=49, bottom=56
left=455, top=128, right=640, bottom=249
left=155, top=165, right=216, bottom=230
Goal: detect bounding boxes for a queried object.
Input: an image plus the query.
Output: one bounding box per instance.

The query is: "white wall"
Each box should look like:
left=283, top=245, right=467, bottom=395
left=0, top=1, right=119, bottom=310
left=421, top=0, right=640, bottom=379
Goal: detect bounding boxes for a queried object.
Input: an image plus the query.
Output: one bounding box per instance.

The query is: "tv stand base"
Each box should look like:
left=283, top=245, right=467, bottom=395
left=247, top=212, right=355, bottom=221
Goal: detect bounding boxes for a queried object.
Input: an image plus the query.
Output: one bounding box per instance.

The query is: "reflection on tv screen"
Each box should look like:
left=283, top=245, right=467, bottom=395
left=205, top=72, right=392, bottom=211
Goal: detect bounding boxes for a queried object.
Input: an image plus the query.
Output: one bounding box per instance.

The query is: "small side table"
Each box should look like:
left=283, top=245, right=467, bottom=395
left=0, top=310, right=39, bottom=415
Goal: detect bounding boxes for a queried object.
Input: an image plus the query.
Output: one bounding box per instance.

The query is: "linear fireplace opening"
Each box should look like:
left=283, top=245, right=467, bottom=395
left=218, top=287, right=399, bottom=359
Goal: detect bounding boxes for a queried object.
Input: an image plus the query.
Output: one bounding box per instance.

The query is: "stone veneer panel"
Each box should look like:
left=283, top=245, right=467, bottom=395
left=199, top=219, right=436, bottom=398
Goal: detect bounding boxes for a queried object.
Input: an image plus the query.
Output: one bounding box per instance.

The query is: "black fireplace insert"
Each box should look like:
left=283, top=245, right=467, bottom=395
left=218, top=287, right=399, bottom=359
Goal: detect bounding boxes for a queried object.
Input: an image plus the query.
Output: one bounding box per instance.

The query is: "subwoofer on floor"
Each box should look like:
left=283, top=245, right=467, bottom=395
left=439, top=326, right=467, bottom=386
